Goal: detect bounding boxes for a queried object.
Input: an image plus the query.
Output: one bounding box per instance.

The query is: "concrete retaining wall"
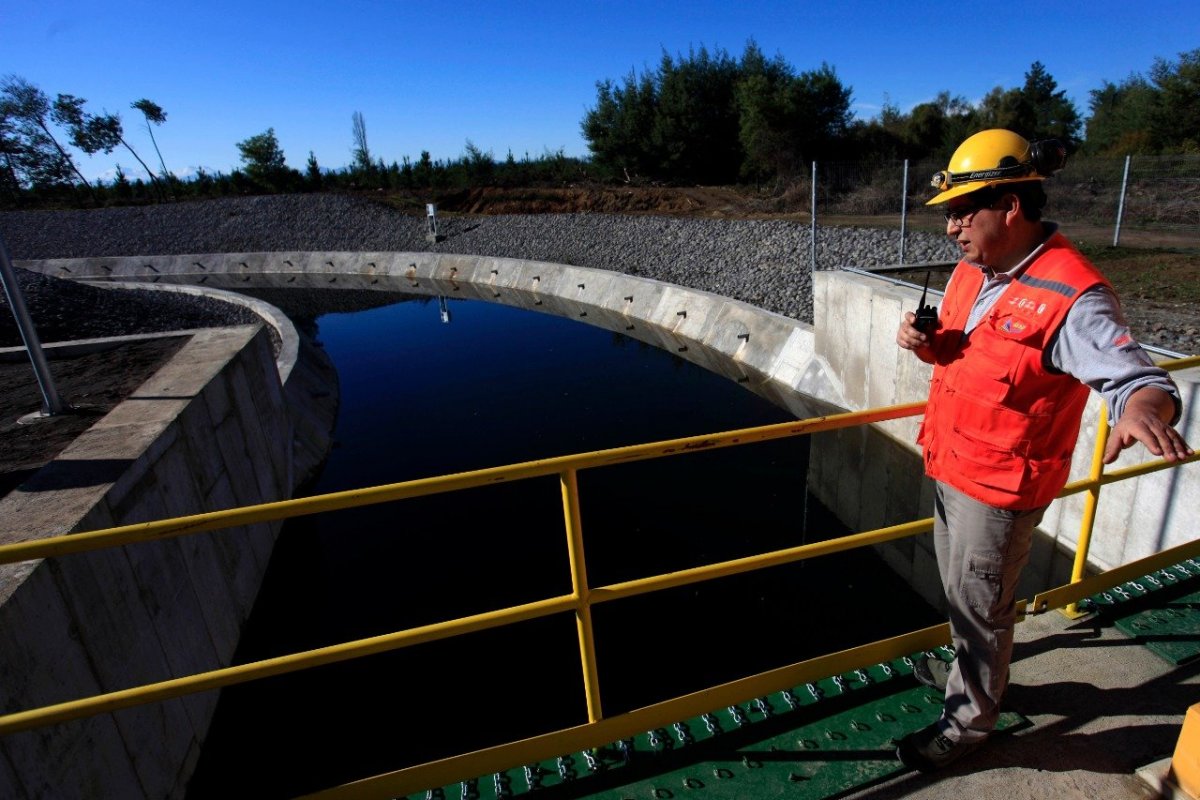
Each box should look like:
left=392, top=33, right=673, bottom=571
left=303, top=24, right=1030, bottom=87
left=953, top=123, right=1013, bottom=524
left=0, top=321, right=333, bottom=799
left=17, top=251, right=848, bottom=419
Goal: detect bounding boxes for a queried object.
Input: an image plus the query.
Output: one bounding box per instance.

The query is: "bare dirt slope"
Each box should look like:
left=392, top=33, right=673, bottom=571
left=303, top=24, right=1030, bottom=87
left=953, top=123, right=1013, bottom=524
left=426, top=184, right=807, bottom=219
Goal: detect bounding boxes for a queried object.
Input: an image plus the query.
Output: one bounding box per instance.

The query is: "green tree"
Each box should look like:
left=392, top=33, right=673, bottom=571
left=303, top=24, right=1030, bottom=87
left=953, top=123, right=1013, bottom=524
left=735, top=43, right=801, bottom=180
left=583, top=42, right=851, bottom=184
left=111, top=163, right=133, bottom=201
left=581, top=68, right=658, bottom=180
left=736, top=52, right=852, bottom=181
left=53, top=94, right=165, bottom=200
left=236, top=127, right=290, bottom=190
left=1149, top=48, right=1200, bottom=152
left=413, top=149, right=434, bottom=188
left=0, top=110, right=23, bottom=200
left=462, top=139, right=494, bottom=184
left=1084, top=75, right=1158, bottom=154
left=1081, top=49, right=1200, bottom=155
left=845, top=90, right=976, bottom=169
left=974, top=85, right=1026, bottom=135
left=351, top=111, right=371, bottom=175
left=305, top=150, right=322, bottom=189
left=0, top=75, right=94, bottom=198
left=791, top=63, right=854, bottom=159
left=131, top=99, right=170, bottom=179
left=905, top=92, right=976, bottom=159
left=975, top=62, right=1080, bottom=149
left=1021, top=62, right=1081, bottom=146
left=649, top=45, right=742, bottom=183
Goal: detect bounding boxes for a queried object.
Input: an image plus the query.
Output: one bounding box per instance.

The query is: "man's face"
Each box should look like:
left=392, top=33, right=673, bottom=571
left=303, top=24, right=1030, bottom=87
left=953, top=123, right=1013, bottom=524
left=944, top=192, right=1010, bottom=268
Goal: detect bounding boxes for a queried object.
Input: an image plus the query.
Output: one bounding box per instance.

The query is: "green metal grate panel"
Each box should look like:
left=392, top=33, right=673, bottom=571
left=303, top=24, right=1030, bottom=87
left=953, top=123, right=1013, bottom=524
left=1083, top=558, right=1200, bottom=666
left=411, top=649, right=1029, bottom=800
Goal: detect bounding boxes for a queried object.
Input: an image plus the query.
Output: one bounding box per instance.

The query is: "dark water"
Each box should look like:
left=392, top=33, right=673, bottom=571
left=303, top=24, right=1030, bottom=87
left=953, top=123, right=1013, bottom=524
left=187, top=293, right=939, bottom=798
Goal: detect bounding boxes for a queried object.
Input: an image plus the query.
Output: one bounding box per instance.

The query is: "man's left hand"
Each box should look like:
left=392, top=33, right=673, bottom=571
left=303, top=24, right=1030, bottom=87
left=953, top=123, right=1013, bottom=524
left=1105, top=387, right=1194, bottom=464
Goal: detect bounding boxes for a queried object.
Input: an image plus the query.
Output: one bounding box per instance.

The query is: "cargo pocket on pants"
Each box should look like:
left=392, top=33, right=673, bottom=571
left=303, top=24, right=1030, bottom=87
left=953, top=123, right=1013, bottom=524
left=961, top=551, right=1008, bottom=621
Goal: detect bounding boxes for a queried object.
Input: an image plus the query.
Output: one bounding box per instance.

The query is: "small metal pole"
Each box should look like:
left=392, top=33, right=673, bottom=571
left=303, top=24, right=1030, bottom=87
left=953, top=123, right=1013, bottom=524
left=425, top=203, right=447, bottom=243
left=0, top=231, right=65, bottom=416
left=810, top=161, right=818, bottom=272
left=1113, top=155, right=1132, bottom=247
left=899, top=159, right=910, bottom=265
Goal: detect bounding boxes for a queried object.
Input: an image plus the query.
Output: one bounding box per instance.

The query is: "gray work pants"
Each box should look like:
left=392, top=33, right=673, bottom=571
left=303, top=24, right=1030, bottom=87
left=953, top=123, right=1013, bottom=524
left=933, top=481, right=1046, bottom=743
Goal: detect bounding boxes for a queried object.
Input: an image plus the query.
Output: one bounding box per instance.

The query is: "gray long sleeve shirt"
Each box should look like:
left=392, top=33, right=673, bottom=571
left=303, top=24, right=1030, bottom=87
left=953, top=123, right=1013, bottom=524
left=956, top=223, right=1181, bottom=424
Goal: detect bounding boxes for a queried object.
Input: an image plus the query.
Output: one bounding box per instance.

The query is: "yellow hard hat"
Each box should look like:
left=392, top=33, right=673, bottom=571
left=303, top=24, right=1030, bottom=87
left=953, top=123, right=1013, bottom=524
left=927, top=129, right=1066, bottom=205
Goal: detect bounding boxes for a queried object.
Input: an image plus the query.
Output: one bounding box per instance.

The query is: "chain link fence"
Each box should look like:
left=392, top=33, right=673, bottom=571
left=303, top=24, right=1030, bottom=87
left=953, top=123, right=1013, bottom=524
left=811, top=154, right=1200, bottom=254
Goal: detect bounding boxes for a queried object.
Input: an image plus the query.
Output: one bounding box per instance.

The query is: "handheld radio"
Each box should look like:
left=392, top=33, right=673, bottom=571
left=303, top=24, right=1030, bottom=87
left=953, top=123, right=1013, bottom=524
left=914, top=271, right=938, bottom=332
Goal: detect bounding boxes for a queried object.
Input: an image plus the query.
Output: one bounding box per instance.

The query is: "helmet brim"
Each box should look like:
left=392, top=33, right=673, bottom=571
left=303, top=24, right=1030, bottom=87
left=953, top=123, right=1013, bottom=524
left=926, top=176, right=1046, bottom=206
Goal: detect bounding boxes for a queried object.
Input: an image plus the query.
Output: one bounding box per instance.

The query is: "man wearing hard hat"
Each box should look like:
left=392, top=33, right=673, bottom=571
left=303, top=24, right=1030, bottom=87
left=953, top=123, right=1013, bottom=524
left=895, top=128, right=1193, bottom=772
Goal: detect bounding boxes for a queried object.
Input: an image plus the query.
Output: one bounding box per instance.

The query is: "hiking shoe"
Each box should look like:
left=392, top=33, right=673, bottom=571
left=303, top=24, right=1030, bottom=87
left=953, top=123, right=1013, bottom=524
left=912, top=656, right=952, bottom=691
left=896, top=722, right=984, bottom=772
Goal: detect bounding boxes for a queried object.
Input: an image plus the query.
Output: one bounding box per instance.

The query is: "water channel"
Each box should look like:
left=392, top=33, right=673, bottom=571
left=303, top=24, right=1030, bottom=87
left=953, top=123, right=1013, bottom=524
left=186, top=288, right=941, bottom=798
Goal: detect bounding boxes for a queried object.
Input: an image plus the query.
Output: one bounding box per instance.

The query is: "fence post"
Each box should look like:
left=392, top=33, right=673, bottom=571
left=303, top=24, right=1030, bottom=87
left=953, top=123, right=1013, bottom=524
left=900, top=159, right=909, bottom=265
left=0, top=231, right=65, bottom=417
left=1113, top=154, right=1132, bottom=247
left=810, top=161, right=818, bottom=272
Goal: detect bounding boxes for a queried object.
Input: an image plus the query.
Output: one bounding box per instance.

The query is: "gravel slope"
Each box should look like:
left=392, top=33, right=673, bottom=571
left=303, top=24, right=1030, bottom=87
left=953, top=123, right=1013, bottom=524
left=1, top=193, right=958, bottom=338
left=4, top=193, right=1192, bottom=354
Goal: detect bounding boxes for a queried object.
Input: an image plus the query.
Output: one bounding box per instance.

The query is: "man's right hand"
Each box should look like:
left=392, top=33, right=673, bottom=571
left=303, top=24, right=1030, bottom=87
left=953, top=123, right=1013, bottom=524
left=897, top=311, right=930, bottom=352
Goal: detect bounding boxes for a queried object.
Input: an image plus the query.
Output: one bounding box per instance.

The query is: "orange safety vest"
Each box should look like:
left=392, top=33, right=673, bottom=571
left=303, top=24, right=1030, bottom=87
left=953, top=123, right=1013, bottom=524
left=917, top=232, right=1111, bottom=510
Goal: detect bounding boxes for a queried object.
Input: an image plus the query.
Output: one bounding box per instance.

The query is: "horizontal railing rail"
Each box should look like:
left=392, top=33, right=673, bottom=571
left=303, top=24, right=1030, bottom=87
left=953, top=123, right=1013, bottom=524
left=1, top=356, right=1197, bottom=800
left=0, top=403, right=925, bottom=566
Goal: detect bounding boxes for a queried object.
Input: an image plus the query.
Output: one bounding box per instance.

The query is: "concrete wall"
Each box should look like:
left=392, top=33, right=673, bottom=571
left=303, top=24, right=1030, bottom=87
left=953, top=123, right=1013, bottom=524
left=17, top=251, right=848, bottom=420
left=0, top=326, right=299, bottom=800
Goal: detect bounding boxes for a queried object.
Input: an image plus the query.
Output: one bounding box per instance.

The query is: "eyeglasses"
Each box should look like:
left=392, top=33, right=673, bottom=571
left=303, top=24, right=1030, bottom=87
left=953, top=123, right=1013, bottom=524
left=944, top=201, right=994, bottom=227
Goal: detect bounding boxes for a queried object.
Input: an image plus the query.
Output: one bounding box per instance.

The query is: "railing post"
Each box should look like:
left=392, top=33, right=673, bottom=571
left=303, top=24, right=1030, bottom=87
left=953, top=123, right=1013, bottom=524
left=899, top=159, right=909, bottom=265
left=1064, top=405, right=1111, bottom=618
left=0, top=230, right=65, bottom=416
left=1113, top=154, right=1132, bottom=247
left=810, top=160, right=818, bottom=272
left=560, top=467, right=603, bottom=722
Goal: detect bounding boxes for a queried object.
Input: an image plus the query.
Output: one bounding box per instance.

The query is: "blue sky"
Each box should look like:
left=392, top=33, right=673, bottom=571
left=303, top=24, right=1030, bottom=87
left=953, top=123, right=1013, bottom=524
left=4, top=0, right=1198, bottom=182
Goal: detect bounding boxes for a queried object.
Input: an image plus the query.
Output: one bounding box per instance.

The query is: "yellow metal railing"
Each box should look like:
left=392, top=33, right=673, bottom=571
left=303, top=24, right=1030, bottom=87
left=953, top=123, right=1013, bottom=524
left=1, top=356, right=1197, bottom=800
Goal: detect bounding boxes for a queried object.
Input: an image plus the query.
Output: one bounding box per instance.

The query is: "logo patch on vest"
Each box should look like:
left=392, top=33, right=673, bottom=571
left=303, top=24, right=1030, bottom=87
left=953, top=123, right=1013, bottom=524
left=999, top=317, right=1029, bottom=335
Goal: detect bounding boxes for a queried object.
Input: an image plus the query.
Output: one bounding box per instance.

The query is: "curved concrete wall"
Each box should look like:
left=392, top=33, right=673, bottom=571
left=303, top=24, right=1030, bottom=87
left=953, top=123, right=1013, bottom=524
left=0, top=273, right=337, bottom=798
left=18, top=250, right=848, bottom=419
left=0, top=326, right=299, bottom=799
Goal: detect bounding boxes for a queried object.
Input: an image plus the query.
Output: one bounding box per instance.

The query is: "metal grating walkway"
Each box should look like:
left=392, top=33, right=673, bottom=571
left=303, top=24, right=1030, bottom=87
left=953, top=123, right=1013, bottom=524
left=408, top=562, right=1200, bottom=800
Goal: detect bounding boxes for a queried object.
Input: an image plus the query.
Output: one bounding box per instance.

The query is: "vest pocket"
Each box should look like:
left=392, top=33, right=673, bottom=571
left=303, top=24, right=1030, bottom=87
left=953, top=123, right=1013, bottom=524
left=946, top=424, right=1030, bottom=493
left=1028, top=454, right=1073, bottom=485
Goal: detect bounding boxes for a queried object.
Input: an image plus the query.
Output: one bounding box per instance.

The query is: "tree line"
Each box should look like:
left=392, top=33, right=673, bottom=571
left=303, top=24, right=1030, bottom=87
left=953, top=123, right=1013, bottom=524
left=1, top=43, right=1197, bottom=208
left=583, top=42, right=1199, bottom=186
